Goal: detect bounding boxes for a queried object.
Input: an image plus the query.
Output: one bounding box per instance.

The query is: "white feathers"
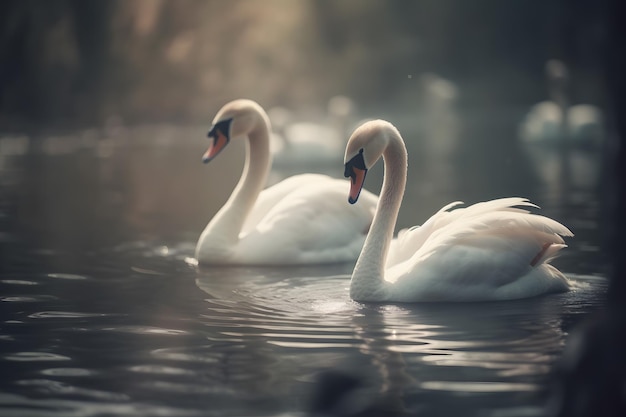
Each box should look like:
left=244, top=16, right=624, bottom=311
left=384, top=199, right=573, bottom=301
left=195, top=100, right=377, bottom=265
left=347, top=120, right=573, bottom=303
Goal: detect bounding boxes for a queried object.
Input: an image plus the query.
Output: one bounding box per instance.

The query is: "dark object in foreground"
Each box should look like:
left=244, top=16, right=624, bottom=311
left=549, top=311, right=626, bottom=417
left=550, top=0, right=626, bottom=415
left=308, top=371, right=403, bottom=417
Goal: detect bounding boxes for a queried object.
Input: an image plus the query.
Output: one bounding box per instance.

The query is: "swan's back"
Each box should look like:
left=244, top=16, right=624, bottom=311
left=385, top=198, right=573, bottom=302
left=236, top=174, right=377, bottom=264
left=241, top=174, right=330, bottom=234
left=387, top=198, right=546, bottom=266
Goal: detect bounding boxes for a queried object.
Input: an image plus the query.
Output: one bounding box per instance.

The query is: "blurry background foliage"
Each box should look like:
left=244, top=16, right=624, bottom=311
left=0, top=0, right=608, bottom=131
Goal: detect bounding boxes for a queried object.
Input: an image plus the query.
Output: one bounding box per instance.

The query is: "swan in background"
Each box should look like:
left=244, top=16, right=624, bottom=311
left=267, top=95, right=356, bottom=168
left=417, top=73, right=461, bottom=194
left=519, top=60, right=604, bottom=192
left=343, top=120, right=573, bottom=302
left=195, top=99, right=377, bottom=265
left=519, top=60, right=604, bottom=146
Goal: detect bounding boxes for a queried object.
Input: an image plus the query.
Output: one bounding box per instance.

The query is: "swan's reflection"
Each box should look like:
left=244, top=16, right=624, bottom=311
left=349, top=305, right=414, bottom=414
left=193, top=267, right=601, bottom=415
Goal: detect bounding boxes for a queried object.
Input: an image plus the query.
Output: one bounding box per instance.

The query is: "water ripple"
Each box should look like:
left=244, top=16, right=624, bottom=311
left=5, top=352, right=71, bottom=362
left=28, top=311, right=114, bottom=319
left=139, top=380, right=236, bottom=395
left=16, top=379, right=129, bottom=401
left=1, top=295, right=59, bottom=303
left=40, top=368, right=97, bottom=377
left=192, top=268, right=607, bottom=404
left=1, top=279, right=39, bottom=286
left=0, top=392, right=205, bottom=417
left=47, top=273, right=90, bottom=281
left=128, top=365, right=197, bottom=376
left=150, top=346, right=224, bottom=364
left=420, top=380, right=539, bottom=393
left=100, top=326, right=190, bottom=336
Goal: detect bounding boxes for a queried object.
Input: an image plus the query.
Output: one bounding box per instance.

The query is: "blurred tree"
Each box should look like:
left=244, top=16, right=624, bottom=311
left=0, top=0, right=115, bottom=128
left=69, top=0, right=114, bottom=119
left=0, top=0, right=609, bottom=131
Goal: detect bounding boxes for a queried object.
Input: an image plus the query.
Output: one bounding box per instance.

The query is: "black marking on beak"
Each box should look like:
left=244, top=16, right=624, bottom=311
left=203, top=118, right=233, bottom=163
left=344, top=149, right=366, bottom=178
left=344, top=149, right=368, bottom=204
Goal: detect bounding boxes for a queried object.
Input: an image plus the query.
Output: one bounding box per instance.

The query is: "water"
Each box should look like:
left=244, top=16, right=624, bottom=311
left=0, top=115, right=608, bottom=416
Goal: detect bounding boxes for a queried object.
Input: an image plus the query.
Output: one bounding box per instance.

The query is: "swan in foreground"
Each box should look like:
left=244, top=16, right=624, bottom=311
left=343, top=120, right=573, bottom=302
left=195, top=99, right=377, bottom=265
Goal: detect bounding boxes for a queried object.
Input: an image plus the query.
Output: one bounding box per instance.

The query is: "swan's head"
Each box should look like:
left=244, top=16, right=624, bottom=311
left=343, top=120, right=396, bottom=204
left=202, top=99, right=269, bottom=163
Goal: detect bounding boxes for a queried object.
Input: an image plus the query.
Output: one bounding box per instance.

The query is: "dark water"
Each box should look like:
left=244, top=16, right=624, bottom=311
left=0, top=114, right=608, bottom=416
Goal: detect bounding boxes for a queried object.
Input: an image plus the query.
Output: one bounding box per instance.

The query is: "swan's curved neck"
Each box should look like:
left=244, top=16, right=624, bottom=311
left=350, top=132, right=407, bottom=301
left=203, top=123, right=271, bottom=245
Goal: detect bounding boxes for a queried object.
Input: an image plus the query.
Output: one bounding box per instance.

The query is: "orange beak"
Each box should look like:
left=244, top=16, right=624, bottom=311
left=348, top=167, right=367, bottom=204
left=345, top=149, right=368, bottom=204
left=202, top=128, right=229, bottom=163
left=203, top=118, right=233, bottom=163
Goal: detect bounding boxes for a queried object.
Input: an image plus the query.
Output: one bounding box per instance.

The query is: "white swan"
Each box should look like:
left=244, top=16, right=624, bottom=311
left=343, top=120, right=573, bottom=302
left=195, top=99, right=377, bottom=265
left=518, top=60, right=604, bottom=192
left=267, top=96, right=356, bottom=168
left=519, top=60, right=604, bottom=146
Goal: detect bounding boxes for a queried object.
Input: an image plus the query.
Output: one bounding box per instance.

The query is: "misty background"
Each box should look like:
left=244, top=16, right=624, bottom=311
left=0, top=0, right=609, bottom=131
left=0, top=2, right=624, bottom=416
left=0, top=0, right=614, bottom=272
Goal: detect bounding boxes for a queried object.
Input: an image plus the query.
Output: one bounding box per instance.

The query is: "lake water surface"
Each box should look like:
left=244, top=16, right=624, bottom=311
left=0, top=117, right=608, bottom=416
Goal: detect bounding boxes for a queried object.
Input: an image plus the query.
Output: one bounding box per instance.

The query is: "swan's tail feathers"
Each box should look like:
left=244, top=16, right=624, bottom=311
left=461, top=197, right=540, bottom=215
left=433, top=198, right=541, bottom=230
left=390, top=197, right=573, bottom=271
left=540, top=217, right=574, bottom=238
left=531, top=242, right=568, bottom=266
left=440, top=201, right=465, bottom=213
left=510, top=212, right=574, bottom=239
left=520, top=211, right=574, bottom=239
left=439, top=211, right=573, bottom=244
left=420, top=209, right=574, bottom=270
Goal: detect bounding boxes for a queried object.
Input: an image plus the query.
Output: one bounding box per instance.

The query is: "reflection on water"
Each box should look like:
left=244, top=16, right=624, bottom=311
left=0, top=245, right=607, bottom=417
left=0, top=115, right=608, bottom=416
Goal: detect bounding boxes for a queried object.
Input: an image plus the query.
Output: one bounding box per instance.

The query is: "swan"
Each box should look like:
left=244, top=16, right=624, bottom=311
left=519, top=60, right=604, bottom=146
left=343, top=120, right=573, bottom=302
left=519, top=60, right=604, bottom=192
left=267, top=96, right=356, bottom=168
left=195, top=99, right=377, bottom=265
